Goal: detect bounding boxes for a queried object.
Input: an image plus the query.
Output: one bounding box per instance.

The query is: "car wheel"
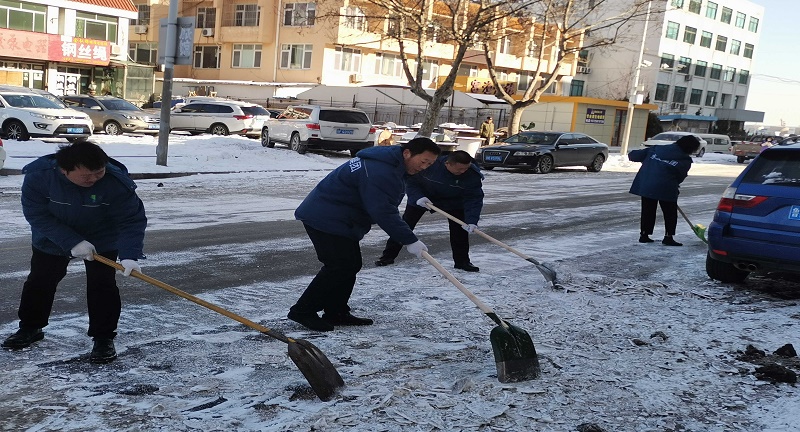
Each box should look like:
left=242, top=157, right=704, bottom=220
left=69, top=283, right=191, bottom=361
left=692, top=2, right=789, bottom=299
left=587, top=154, right=605, bottom=172
left=697, top=147, right=706, bottom=158
left=4, top=120, right=29, bottom=141
left=536, top=154, right=554, bottom=174
left=104, top=121, right=123, bottom=135
left=737, top=156, right=746, bottom=163
left=290, top=133, right=307, bottom=154
left=261, top=128, right=274, bottom=148
left=210, top=124, right=229, bottom=135
left=705, top=253, right=749, bottom=283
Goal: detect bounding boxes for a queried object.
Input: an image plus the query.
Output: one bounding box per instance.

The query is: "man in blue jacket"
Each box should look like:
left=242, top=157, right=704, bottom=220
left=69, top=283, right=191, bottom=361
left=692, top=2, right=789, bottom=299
left=628, top=135, right=700, bottom=246
left=376, top=150, right=484, bottom=271
left=2, top=142, right=147, bottom=363
left=289, top=138, right=441, bottom=332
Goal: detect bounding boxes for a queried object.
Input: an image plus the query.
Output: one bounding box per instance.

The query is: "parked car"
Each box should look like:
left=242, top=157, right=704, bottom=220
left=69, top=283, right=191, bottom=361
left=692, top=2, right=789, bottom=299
left=0, top=138, right=5, bottom=170
left=475, top=131, right=609, bottom=173
left=642, top=132, right=707, bottom=157
left=0, top=85, right=68, bottom=108
left=731, top=135, right=778, bottom=164
left=0, top=91, right=93, bottom=141
left=706, top=143, right=800, bottom=283
left=696, top=133, right=732, bottom=154
left=170, top=99, right=270, bottom=138
left=61, top=95, right=159, bottom=135
left=261, top=105, right=376, bottom=156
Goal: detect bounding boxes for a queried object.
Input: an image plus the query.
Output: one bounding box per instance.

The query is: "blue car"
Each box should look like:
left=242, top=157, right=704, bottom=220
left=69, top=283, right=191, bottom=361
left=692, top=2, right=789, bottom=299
left=707, top=143, right=800, bottom=282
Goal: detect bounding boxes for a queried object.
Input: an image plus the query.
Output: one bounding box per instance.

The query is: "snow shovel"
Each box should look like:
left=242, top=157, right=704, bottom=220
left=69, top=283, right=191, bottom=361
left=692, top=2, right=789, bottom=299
left=424, top=203, right=559, bottom=288
left=677, top=205, right=708, bottom=244
left=421, top=251, right=540, bottom=382
left=93, top=254, right=344, bottom=401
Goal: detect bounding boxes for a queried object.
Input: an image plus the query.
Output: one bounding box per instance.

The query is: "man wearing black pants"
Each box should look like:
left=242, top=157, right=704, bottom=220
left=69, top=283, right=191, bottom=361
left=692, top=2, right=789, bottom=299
left=376, top=150, right=484, bottom=271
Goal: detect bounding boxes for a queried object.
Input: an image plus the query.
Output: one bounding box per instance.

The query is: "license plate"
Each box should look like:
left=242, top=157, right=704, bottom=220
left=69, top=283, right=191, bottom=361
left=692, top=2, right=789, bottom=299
left=790, top=205, right=800, bottom=220
left=67, top=128, right=83, bottom=134
left=485, top=155, right=503, bottom=162
left=336, top=129, right=354, bottom=135
left=148, top=124, right=160, bottom=129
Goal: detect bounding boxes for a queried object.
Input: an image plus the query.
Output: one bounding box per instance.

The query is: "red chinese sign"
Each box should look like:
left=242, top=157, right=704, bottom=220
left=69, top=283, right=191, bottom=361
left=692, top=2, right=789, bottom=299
left=0, top=29, right=50, bottom=60
left=0, top=29, right=110, bottom=66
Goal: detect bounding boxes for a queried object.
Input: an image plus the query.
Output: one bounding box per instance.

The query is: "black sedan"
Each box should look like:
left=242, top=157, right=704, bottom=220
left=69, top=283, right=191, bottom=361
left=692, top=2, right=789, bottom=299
left=475, top=131, right=609, bottom=173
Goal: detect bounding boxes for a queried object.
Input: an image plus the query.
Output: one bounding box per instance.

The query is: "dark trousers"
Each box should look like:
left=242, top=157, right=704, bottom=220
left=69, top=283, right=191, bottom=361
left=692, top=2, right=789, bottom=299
left=640, top=197, right=678, bottom=237
left=290, top=224, right=363, bottom=315
left=380, top=204, right=471, bottom=265
left=17, top=247, right=121, bottom=339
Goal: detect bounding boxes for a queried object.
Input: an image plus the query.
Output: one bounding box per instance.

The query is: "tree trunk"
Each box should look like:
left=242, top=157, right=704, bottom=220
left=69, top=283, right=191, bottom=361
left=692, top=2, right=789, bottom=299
left=507, top=105, right=526, bottom=136
left=418, top=97, right=447, bottom=137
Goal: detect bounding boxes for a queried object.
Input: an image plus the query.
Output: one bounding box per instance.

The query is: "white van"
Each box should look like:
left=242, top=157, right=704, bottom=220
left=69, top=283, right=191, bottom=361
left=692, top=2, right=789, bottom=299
left=696, top=133, right=732, bottom=154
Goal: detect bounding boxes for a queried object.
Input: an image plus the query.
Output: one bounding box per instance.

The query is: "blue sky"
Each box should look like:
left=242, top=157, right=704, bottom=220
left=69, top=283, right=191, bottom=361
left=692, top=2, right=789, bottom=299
left=745, top=0, right=800, bottom=128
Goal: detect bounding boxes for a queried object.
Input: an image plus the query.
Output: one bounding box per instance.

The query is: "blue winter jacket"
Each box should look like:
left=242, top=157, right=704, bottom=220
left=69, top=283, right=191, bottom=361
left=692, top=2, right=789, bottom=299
left=294, top=146, right=418, bottom=244
left=628, top=144, right=693, bottom=202
left=21, top=155, right=147, bottom=260
left=406, top=155, right=484, bottom=225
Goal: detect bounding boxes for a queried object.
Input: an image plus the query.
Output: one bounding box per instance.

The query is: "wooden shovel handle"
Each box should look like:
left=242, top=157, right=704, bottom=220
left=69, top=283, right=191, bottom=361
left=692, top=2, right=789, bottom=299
left=92, top=254, right=294, bottom=344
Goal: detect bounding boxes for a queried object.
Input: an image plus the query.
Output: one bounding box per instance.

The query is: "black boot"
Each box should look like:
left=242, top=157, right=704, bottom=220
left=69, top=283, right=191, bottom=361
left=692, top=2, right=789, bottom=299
left=322, top=312, right=373, bottom=326
left=374, top=258, right=394, bottom=267
left=662, top=235, right=683, bottom=246
left=639, top=232, right=654, bottom=243
left=2, top=328, right=44, bottom=349
left=90, top=338, right=117, bottom=364
left=454, top=262, right=480, bottom=272
left=287, top=310, right=334, bottom=332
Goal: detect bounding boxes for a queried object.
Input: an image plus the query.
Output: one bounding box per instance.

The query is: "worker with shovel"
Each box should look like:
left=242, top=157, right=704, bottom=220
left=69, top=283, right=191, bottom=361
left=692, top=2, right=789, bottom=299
left=289, top=138, right=441, bottom=332
left=2, top=142, right=146, bottom=363
left=376, top=150, right=485, bottom=272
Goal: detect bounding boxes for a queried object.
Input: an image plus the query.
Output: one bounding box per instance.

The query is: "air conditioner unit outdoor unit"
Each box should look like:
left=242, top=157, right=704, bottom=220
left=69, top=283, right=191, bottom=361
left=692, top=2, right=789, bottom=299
left=201, top=28, right=215, bottom=37
left=110, top=44, right=123, bottom=55
left=577, top=66, right=591, bottom=74
left=133, top=25, right=148, bottom=34
left=684, top=74, right=693, bottom=81
left=349, top=73, right=363, bottom=83
left=671, top=102, right=686, bottom=110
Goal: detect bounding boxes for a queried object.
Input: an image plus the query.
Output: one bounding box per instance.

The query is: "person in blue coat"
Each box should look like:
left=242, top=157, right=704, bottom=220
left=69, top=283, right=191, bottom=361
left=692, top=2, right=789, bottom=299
left=628, top=135, right=700, bottom=246
left=2, top=142, right=147, bottom=363
left=289, top=138, right=441, bottom=331
left=376, top=150, right=485, bottom=271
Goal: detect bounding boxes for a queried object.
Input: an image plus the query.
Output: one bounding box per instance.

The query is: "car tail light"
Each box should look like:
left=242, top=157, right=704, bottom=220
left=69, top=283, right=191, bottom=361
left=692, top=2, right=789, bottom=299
left=233, top=115, right=253, bottom=120
left=306, top=123, right=321, bottom=130
left=0, top=139, right=3, bottom=147
left=716, top=187, right=768, bottom=212
left=369, top=127, right=376, bottom=134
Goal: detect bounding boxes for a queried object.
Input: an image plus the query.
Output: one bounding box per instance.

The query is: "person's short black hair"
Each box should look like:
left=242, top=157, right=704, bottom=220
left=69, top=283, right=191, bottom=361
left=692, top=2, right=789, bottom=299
left=55, top=142, right=108, bottom=172
left=402, top=137, right=441, bottom=156
left=446, top=150, right=474, bottom=165
left=675, top=135, right=701, bottom=154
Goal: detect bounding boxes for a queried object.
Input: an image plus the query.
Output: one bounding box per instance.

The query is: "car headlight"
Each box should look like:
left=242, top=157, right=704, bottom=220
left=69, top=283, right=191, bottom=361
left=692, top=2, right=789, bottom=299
left=514, top=151, right=539, bottom=156
left=30, top=112, right=57, bottom=120
left=122, top=114, right=140, bottom=120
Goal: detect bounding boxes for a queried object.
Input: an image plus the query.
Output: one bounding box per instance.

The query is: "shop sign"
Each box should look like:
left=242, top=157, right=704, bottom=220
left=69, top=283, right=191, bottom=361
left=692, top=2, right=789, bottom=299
left=0, top=28, right=50, bottom=61
left=585, top=108, right=606, bottom=124
left=54, top=36, right=110, bottom=66
left=466, top=77, right=517, bottom=96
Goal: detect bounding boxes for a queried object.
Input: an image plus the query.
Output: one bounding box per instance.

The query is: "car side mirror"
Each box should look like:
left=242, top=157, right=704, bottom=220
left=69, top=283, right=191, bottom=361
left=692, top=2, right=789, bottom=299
left=90, top=106, right=102, bottom=111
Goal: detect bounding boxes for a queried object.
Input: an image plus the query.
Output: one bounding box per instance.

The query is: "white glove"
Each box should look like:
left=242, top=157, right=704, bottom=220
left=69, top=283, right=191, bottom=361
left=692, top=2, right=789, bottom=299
left=462, top=224, right=478, bottom=234
left=70, top=240, right=96, bottom=261
left=416, top=197, right=432, bottom=208
left=406, top=240, right=428, bottom=258
left=120, top=259, right=141, bottom=277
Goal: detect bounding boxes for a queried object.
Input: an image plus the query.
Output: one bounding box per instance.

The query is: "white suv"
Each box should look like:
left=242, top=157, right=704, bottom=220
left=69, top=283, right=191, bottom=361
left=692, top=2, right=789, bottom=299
left=169, top=99, right=271, bottom=137
left=0, top=91, right=93, bottom=142
left=261, top=105, right=376, bottom=156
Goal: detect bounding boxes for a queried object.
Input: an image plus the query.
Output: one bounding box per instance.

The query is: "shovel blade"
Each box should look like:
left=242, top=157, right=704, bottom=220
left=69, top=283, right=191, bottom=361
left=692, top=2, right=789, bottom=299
left=490, top=322, right=540, bottom=383
left=287, top=339, right=345, bottom=401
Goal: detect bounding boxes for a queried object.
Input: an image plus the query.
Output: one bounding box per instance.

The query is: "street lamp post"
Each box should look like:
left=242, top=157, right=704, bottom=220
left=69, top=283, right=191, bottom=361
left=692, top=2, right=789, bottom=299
left=619, top=0, right=653, bottom=159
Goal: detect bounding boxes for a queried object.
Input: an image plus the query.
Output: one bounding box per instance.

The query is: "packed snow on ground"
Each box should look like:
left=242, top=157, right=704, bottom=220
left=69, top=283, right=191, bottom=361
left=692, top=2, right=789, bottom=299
left=1, top=134, right=799, bottom=432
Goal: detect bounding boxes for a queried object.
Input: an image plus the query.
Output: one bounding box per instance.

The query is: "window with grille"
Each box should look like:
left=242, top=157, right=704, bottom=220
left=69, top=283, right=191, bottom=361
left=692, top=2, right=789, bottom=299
left=683, top=26, right=697, bottom=44
left=334, top=47, right=361, bottom=72
left=134, top=4, right=150, bottom=26
left=343, top=6, right=366, bottom=31
left=197, top=7, right=216, bottom=29
left=235, top=4, right=260, bottom=26
left=233, top=44, right=261, bottom=68
left=194, top=45, right=220, bottom=69
left=284, top=3, right=315, bottom=26
left=0, top=1, right=46, bottom=32
left=76, top=12, right=117, bottom=43
left=280, top=44, right=312, bottom=69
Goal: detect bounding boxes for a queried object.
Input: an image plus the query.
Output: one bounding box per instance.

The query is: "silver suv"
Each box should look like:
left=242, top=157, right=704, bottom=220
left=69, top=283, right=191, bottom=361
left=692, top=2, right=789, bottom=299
left=62, top=95, right=160, bottom=135
left=169, top=99, right=270, bottom=138
left=261, top=105, right=375, bottom=156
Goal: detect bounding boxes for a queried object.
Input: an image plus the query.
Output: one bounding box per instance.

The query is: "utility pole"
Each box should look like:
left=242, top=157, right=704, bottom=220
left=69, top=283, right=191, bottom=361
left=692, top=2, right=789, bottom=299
left=156, top=0, right=178, bottom=166
left=619, top=0, right=652, bottom=158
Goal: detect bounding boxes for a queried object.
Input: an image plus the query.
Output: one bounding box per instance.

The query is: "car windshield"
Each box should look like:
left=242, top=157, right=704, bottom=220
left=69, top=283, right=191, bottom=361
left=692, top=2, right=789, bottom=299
left=241, top=105, right=270, bottom=116
left=741, top=151, right=800, bottom=186
left=100, top=98, right=140, bottom=111
left=1, top=94, right=64, bottom=109
left=504, top=132, right=559, bottom=144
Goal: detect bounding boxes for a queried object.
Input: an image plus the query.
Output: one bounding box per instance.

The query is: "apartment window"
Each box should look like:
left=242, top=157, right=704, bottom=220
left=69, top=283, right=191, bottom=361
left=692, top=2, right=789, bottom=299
left=700, top=31, right=712, bottom=48
left=280, top=44, right=312, bottom=69
left=661, top=53, right=675, bottom=68
left=729, top=39, right=741, bottom=55
left=665, top=21, right=680, bottom=40
left=715, top=35, right=727, bottom=52
left=420, top=60, right=438, bottom=81
left=739, top=69, right=749, bottom=84
left=694, top=60, right=707, bottom=77
left=655, top=83, right=670, bottom=101
left=232, top=44, right=261, bottom=68
left=387, top=18, right=403, bottom=38
left=457, top=64, right=478, bottom=77
left=710, top=63, right=722, bottom=79
left=735, top=12, right=746, bottom=28
left=683, top=26, right=697, bottom=44
left=334, top=46, right=361, bottom=72
left=688, top=0, right=701, bottom=13
left=197, top=7, right=216, bottom=29
left=723, top=66, right=736, bottom=82
left=743, top=43, right=753, bottom=58
left=0, top=1, right=46, bottom=32
left=690, top=88, right=703, bottom=105
left=720, top=93, right=729, bottom=108
left=517, top=72, right=534, bottom=91
left=129, top=42, right=157, bottom=64
left=76, top=12, right=117, bottom=43
left=705, top=91, right=717, bottom=106
left=193, top=45, right=220, bottom=69
left=721, top=7, right=732, bottom=24
left=134, top=4, right=150, bottom=26
left=748, top=17, right=759, bottom=32
left=375, top=53, right=402, bottom=77
left=235, top=4, right=260, bottom=26
left=679, top=57, right=692, bottom=73
left=284, top=3, right=315, bottom=26
left=671, top=0, right=684, bottom=8
left=705, top=1, right=717, bottom=19
left=343, top=6, right=366, bottom=31
left=673, top=86, right=686, bottom=103
left=569, top=80, right=584, bottom=96
left=499, top=36, right=511, bottom=54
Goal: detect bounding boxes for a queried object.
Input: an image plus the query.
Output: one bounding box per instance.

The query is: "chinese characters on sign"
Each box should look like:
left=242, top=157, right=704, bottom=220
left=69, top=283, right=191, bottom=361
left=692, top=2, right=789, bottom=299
left=56, top=37, right=110, bottom=66
left=0, top=29, right=111, bottom=66
left=0, top=29, right=50, bottom=60
left=467, top=77, right=517, bottom=96
left=585, top=108, right=606, bottom=124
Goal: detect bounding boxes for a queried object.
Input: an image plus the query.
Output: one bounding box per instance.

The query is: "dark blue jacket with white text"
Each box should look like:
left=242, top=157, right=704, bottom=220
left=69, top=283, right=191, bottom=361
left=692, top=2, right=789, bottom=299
left=628, top=144, right=693, bottom=202
left=406, top=155, right=484, bottom=225
left=21, top=155, right=147, bottom=260
left=294, top=146, right=418, bottom=244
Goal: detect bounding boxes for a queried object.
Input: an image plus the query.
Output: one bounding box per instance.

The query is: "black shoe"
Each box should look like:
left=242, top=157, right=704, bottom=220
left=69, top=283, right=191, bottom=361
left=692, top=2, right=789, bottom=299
left=639, top=234, right=654, bottom=243
left=322, top=312, right=373, bottom=326
left=374, top=259, right=394, bottom=267
left=662, top=236, right=683, bottom=246
left=287, top=311, right=334, bottom=332
left=454, top=262, right=480, bottom=272
left=90, top=338, right=117, bottom=364
left=2, top=328, right=44, bottom=349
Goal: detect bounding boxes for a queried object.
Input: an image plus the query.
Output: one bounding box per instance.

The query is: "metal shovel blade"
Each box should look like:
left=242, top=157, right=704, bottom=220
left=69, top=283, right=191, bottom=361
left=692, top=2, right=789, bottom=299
left=490, top=321, right=541, bottom=383
left=287, top=339, right=345, bottom=401
left=527, top=258, right=558, bottom=285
